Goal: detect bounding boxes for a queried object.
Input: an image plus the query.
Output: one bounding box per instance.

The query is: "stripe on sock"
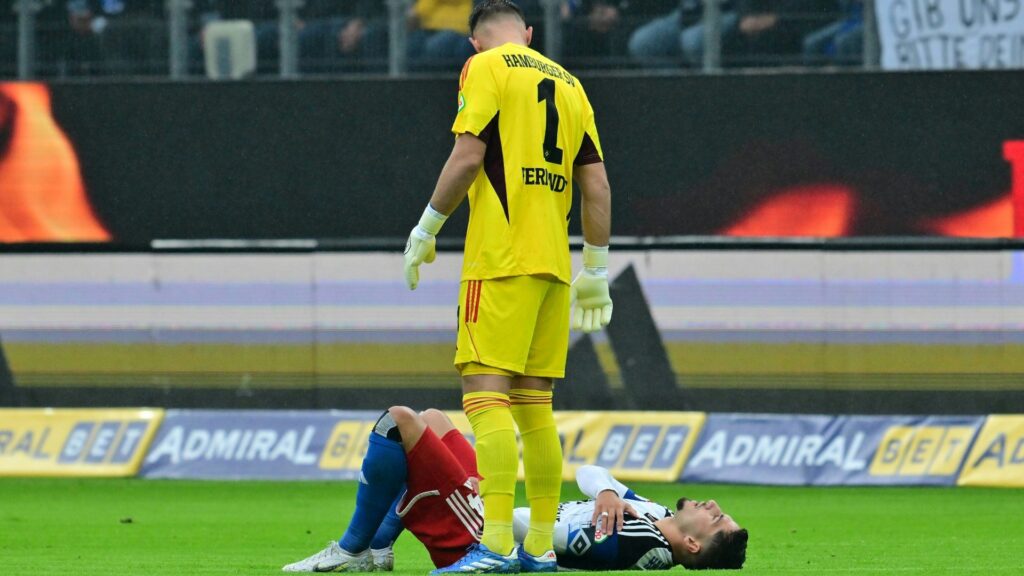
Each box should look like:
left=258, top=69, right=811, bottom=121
left=463, top=396, right=511, bottom=415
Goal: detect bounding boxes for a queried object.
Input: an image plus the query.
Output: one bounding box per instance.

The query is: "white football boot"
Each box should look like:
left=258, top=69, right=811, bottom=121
left=370, top=547, right=394, bottom=572
left=282, top=541, right=374, bottom=572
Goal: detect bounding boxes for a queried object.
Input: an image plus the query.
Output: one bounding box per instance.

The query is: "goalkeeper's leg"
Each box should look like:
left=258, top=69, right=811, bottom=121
left=511, top=383, right=561, bottom=560
left=462, top=378, right=519, bottom=557
left=449, top=276, right=558, bottom=566
left=512, top=278, right=570, bottom=569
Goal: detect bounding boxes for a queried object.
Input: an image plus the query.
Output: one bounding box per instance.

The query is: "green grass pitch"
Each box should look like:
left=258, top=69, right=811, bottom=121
left=1, top=479, right=1022, bottom=575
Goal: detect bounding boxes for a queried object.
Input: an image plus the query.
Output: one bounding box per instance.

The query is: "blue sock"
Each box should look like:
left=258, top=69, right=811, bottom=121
left=338, top=431, right=408, bottom=553
left=370, top=492, right=406, bottom=549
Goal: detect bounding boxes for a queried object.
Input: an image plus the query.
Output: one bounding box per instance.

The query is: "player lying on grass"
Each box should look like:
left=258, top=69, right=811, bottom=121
left=283, top=407, right=748, bottom=573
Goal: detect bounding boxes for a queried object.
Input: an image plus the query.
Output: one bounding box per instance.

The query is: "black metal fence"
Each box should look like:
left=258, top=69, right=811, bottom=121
left=4, top=0, right=875, bottom=79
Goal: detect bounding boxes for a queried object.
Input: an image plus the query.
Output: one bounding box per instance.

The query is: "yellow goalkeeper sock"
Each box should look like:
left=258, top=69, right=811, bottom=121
left=510, top=388, right=562, bottom=556
left=463, top=391, right=517, bottom=556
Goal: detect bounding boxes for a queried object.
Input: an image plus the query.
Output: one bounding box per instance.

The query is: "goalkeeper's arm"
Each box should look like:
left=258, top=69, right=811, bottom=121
left=575, top=162, right=611, bottom=248
left=571, top=162, right=613, bottom=332
left=404, top=133, right=486, bottom=290
left=427, top=133, right=487, bottom=216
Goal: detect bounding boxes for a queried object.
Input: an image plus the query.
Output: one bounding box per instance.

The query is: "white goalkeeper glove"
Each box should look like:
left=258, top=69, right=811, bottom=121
left=570, top=242, right=613, bottom=333
left=404, top=205, right=447, bottom=290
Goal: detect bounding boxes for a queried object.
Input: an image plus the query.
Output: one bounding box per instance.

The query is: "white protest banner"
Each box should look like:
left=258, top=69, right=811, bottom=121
left=877, top=0, right=1024, bottom=69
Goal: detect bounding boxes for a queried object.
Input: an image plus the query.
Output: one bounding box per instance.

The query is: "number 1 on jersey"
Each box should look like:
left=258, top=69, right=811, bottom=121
left=537, top=78, right=564, bottom=164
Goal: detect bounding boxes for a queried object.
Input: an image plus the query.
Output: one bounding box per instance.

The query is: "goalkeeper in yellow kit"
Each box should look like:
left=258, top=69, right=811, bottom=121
left=403, top=1, right=612, bottom=573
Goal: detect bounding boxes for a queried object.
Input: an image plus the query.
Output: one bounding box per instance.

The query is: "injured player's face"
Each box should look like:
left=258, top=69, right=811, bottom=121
left=673, top=497, right=741, bottom=542
left=671, top=497, right=748, bottom=569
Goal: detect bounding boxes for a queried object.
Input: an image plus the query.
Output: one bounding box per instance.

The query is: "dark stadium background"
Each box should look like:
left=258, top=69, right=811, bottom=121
left=34, top=71, right=1021, bottom=243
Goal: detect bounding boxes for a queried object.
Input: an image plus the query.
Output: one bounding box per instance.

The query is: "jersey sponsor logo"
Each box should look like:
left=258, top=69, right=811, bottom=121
left=522, top=167, right=567, bottom=192
left=499, top=53, right=576, bottom=86
left=569, top=530, right=592, bottom=556
left=0, top=408, right=162, bottom=476
left=958, top=415, right=1024, bottom=487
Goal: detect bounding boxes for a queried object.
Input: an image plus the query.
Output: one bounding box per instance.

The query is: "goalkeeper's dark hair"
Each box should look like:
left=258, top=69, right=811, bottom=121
left=469, top=0, right=526, bottom=34
left=685, top=528, right=748, bottom=570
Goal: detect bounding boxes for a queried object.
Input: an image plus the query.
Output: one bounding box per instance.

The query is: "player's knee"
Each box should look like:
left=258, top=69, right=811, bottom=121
left=388, top=405, right=418, bottom=426
left=420, top=408, right=449, bottom=424
left=420, top=408, right=455, bottom=434
left=373, top=406, right=416, bottom=442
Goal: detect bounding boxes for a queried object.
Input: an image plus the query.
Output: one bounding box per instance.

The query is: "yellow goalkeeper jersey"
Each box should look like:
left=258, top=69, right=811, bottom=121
left=413, top=0, right=472, bottom=34
left=451, top=43, right=604, bottom=284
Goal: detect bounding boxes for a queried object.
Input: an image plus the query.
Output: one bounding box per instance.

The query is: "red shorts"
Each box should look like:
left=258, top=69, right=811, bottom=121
left=398, top=428, right=483, bottom=568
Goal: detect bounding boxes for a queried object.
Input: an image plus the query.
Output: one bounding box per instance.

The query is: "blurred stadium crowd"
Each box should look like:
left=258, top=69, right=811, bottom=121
left=1, top=0, right=866, bottom=78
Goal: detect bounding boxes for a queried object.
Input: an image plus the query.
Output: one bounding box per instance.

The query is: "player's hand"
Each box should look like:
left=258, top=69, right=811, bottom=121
left=403, top=205, right=448, bottom=291
left=403, top=226, right=436, bottom=290
left=570, top=243, right=612, bottom=332
left=570, top=269, right=612, bottom=332
left=592, top=489, right=637, bottom=539
left=573, top=241, right=610, bottom=332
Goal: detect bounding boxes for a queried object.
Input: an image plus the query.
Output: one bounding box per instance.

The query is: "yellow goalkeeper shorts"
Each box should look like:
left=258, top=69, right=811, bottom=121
left=455, top=275, right=570, bottom=379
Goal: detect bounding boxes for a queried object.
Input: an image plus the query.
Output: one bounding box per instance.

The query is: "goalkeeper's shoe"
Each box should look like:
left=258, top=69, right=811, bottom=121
left=282, top=541, right=374, bottom=572
left=371, top=547, right=394, bottom=572
left=430, top=543, right=520, bottom=574
left=516, top=547, right=557, bottom=573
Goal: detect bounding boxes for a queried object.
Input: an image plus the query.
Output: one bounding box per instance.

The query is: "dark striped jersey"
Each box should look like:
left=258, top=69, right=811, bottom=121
left=552, top=496, right=675, bottom=571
